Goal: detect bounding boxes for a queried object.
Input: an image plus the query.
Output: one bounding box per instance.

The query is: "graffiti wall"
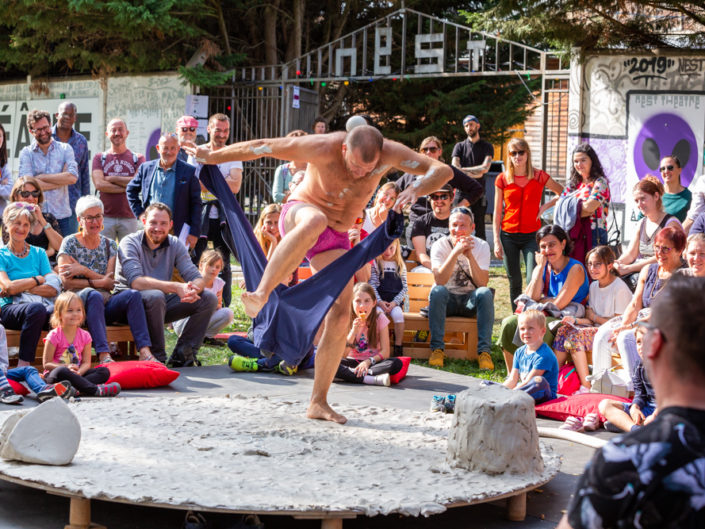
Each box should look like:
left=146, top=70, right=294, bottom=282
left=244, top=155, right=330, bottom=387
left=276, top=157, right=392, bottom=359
left=0, top=73, right=190, bottom=178
left=568, top=52, right=705, bottom=238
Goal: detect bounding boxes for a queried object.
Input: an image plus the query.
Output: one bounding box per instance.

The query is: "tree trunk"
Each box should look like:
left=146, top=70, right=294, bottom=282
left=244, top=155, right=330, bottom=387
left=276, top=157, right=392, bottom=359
left=263, top=0, right=280, bottom=66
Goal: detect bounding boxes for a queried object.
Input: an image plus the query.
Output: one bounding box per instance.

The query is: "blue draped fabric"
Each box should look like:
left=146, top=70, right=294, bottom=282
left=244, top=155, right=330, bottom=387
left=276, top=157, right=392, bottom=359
left=199, top=165, right=404, bottom=365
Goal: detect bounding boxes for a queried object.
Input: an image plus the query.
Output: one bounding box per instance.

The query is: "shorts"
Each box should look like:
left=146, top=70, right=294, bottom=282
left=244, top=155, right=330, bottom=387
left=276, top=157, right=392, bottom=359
left=622, top=402, right=656, bottom=418
left=279, top=200, right=350, bottom=261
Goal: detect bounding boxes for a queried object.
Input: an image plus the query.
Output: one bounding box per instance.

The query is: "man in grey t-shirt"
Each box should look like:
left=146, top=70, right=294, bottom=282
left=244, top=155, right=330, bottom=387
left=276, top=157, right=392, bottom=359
left=115, top=202, right=216, bottom=366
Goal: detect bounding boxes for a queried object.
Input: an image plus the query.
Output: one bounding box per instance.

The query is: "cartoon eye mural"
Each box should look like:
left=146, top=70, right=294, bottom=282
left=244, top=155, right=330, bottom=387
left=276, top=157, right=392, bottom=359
left=633, top=112, right=697, bottom=188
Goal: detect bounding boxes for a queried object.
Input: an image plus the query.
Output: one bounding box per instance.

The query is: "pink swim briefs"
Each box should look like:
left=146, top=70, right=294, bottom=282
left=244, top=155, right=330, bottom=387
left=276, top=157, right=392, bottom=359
left=279, top=200, right=350, bottom=261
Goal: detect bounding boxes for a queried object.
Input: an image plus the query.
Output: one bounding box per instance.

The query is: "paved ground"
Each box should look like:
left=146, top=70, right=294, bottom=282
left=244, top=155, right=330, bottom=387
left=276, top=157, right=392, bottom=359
left=0, top=364, right=614, bottom=529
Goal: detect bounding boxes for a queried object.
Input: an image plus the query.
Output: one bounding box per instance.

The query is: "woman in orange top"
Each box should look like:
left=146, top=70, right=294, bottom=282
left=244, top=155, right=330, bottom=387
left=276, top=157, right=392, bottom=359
left=493, top=138, right=563, bottom=310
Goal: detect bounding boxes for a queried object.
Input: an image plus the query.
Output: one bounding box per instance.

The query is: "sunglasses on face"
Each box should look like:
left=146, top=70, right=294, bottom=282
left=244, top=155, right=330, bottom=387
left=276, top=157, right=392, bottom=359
left=659, top=165, right=675, bottom=172
left=19, top=191, right=40, bottom=198
left=422, top=146, right=440, bottom=153
left=181, top=127, right=197, bottom=132
left=509, top=150, right=526, bottom=157
left=429, top=193, right=450, bottom=201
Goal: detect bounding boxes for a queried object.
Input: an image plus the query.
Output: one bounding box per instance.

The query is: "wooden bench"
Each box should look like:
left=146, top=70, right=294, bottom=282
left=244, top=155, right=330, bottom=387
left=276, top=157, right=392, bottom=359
left=6, top=325, right=136, bottom=366
left=403, top=272, right=478, bottom=361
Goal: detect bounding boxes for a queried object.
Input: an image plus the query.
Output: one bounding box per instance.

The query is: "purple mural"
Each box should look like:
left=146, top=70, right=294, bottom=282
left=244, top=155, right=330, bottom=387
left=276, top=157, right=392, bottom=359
left=633, top=112, right=697, bottom=187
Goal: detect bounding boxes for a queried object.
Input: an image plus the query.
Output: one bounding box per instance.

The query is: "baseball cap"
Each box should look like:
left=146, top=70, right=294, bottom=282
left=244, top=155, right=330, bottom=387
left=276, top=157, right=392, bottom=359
left=177, top=115, right=198, bottom=128
left=462, top=115, right=479, bottom=125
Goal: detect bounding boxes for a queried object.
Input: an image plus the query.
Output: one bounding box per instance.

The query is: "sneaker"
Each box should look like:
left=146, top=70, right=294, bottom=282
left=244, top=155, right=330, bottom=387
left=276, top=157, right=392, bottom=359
left=96, top=382, right=121, bottom=397
left=228, top=354, right=259, bottom=372
left=0, top=388, right=23, bottom=405
left=430, top=395, right=446, bottom=412
left=429, top=348, right=445, bottom=367
left=275, top=360, right=297, bottom=376
left=393, top=344, right=404, bottom=357
left=444, top=394, right=456, bottom=413
left=37, top=381, right=76, bottom=403
left=414, top=330, right=428, bottom=342
left=575, top=385, right=591, bottom=395
left=603, top=420, right=623, bottom=433
left=478, top=351, right=494, bottom=371
left=203, top=337, right=226, bottom=347
left=368, top=373, right=390, bottom=387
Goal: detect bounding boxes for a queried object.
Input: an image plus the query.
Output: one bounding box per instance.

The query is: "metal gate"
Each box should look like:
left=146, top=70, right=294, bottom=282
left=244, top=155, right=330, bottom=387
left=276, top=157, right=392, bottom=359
left=541, top=75, right=570, bottom=183
left=205, top=84, right=319, bottom=223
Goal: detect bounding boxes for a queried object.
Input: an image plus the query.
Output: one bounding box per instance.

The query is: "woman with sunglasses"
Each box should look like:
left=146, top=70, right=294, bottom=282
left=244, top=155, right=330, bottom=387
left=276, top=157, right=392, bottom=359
left=0, top=123, right=12, bottom=216
left=494, top=138, right=563, bottom=310
left=591, top=226, right=687, bottom=383
left=2, top=177, right=63, bottom=264
left=396, top=136, right=483, bottom=246
left=271, top=130, right=308, bottom=204
left=658, top=155, right=691, bottom=222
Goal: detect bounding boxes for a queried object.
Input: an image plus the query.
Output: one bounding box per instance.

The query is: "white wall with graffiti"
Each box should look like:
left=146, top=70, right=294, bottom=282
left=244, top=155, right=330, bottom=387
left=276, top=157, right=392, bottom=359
left=0, top=73, right=191, bottom=178
left=568, top=51, right=705, bottom=238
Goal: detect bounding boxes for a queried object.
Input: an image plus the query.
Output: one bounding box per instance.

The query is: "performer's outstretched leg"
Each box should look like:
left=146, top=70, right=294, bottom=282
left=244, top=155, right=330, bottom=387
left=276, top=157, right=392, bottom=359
left=242, top=203, right=327, bottom=318
left=306, top=248, right=353, bottom=424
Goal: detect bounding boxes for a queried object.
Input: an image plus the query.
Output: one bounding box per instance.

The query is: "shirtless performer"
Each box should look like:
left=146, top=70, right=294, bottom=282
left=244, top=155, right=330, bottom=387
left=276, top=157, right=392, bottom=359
left=185, top=125, right=452, bottom=423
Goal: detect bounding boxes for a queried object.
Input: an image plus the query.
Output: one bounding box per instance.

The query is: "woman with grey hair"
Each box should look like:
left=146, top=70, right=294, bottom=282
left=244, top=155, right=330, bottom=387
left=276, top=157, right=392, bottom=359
left=57, top=196, right=155, bottom=363
left=0, top=202, right=61, bottom=366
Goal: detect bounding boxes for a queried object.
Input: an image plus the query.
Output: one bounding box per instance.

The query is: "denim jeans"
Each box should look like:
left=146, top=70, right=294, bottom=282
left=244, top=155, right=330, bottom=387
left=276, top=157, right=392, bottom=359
left=56, top=216, right=74, bottom=236
left=499, top=230, right=538, bottom=312
left=428, top=285, right=494, bottom=353
left=6, top=365, right=48, bottom=394
left=81, top=288, right=152, bottom=354
left=520, top=375, right=552, bottom=403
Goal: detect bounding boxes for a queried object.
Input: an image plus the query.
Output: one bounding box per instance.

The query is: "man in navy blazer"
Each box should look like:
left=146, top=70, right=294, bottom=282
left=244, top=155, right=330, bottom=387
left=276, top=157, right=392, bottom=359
left=127, top=133, right=201, bottom=248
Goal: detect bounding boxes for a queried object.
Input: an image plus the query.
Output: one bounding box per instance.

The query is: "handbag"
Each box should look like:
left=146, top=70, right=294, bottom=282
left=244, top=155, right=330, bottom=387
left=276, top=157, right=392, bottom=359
left=587, top=366, right=630, bottom=398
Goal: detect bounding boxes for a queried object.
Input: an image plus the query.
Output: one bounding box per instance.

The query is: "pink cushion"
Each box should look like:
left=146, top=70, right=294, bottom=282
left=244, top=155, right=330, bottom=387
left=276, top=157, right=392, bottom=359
left=535, top=392, right=632, bottom=422
left=8, top=379, right=29, bottom=396
left=557, top=363, right=581, bottom=396
left=390, top=356, right=411, bottom=385
left=105, top=361, right=179, bottom=389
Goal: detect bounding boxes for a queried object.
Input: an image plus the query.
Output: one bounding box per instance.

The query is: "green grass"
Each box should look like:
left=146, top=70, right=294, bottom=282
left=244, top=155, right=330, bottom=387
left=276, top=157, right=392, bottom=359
left=178, top=263, right=517, bottom=382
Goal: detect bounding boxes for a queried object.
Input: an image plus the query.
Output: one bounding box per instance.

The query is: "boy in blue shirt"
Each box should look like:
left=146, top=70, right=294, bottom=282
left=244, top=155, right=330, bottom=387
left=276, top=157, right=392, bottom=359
left=503, top=310, right=559, bottom=403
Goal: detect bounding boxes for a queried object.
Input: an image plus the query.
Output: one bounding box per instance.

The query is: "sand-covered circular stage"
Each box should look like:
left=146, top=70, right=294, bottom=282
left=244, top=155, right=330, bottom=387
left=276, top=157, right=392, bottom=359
left=0, top=394, right=560, bottom=519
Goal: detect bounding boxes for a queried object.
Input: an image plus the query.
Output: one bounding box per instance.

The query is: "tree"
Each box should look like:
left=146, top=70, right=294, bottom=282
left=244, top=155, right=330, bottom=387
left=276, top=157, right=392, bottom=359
left=322, top=76, right=539, bottom=156
left=466, top=1, right=705, bottom=51
left=0, top=0, right=213, bottom=78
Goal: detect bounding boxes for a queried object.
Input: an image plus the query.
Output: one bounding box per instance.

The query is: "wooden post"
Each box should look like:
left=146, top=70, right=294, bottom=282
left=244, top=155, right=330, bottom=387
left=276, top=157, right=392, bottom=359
left=64, top=496, right=107, bottom=529
left=506, top=492, right=526, bottom=521
left=321, top=518, right=344, bottom=529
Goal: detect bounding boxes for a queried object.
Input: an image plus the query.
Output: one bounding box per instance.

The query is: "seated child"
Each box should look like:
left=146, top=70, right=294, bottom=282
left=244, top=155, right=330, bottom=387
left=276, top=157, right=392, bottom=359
left=503, top=310, right=559, bottom=403
left=173, top=250, right=234, bottom=347
left=43, top=292, right=121, bottom=397
left=369, top=239, right=407, bottom=356
left=0, top=324, right=75, bottom=405
left=598, top=324, right=657, bottom=432
left=335, top=282, right=403, bottom=387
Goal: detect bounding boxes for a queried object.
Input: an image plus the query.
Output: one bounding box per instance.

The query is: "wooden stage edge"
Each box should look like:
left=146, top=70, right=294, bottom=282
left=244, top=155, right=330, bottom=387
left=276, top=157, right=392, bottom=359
left=0, top=470, right=554, bottom=528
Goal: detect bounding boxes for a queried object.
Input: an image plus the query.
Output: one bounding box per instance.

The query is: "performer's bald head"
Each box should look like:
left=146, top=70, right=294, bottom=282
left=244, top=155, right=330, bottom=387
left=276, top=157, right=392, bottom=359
left=344, top=125, right=383, bottom=164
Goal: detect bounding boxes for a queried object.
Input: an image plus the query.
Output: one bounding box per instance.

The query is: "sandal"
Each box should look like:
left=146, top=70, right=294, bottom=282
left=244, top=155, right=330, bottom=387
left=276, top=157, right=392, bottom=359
left=583, top=412, right=601, bottom=431
left=140, top=354, right=160, bottom=363
left=559, top=416, right=584, bottom=432
left=98, top=354, right=115, bottom=364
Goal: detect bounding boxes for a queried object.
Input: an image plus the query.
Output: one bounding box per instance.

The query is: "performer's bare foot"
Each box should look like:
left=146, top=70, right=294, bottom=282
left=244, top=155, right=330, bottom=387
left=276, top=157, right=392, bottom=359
left=307, top=400, right=347, bottom=424
left=241, top=290, right=267, bottom=318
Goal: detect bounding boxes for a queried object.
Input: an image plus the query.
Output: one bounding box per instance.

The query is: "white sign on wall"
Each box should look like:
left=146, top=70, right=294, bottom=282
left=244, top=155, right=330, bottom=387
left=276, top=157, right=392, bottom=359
left=625, top=92, right=705, bottom=239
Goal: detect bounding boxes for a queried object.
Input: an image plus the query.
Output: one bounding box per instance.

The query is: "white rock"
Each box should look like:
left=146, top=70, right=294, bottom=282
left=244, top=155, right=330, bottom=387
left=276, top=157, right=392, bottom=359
left=447, top=381, right=544, bottom=475
left=0, top=398, right=81, bottom=465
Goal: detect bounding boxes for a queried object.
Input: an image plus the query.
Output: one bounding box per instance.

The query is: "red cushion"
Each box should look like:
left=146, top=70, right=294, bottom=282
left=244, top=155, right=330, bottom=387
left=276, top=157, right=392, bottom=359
left=105, top=361, right=179, bottom=389
left=390, top=356, right=411, bottom=385
left=8, top=379, right=30, bottom=396
left=536, top=392, right=632, bottom=423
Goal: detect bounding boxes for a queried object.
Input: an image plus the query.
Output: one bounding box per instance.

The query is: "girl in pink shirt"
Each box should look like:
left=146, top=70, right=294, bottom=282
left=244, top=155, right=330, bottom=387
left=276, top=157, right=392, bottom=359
left=43, top=292, right=120, bottom=397
left=335, top=282, right=403, bottom=387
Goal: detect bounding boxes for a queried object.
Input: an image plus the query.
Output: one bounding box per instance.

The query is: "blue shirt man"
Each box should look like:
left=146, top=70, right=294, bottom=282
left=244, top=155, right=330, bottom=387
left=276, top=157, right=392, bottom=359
left=52, top=101, right=90, bottom=234
left=18, top=110, right=78, bottom=235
